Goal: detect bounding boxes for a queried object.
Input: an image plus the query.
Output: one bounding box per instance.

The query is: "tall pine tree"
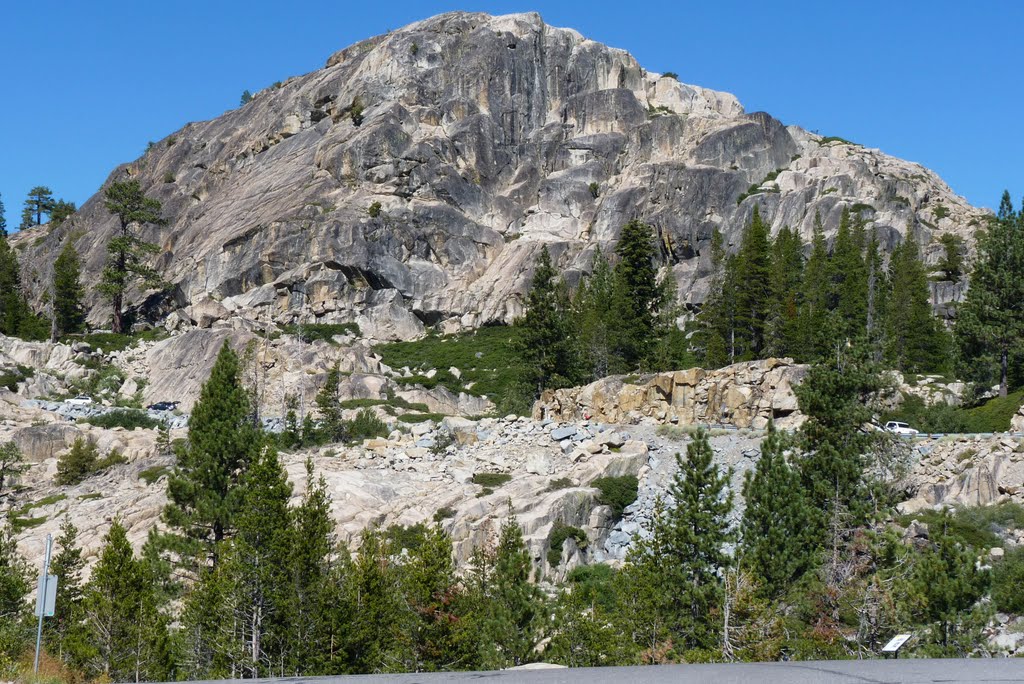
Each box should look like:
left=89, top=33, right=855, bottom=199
left=53, top=241, right=86, bottom=338
left=884, top=236, right=947, bottom=373
left=797, top=215, right=831, bottom=361
left=519, top=245, right=575, bottom=396
left=99, top=179, right=165, bottom=333
left=611, top=220, right=662, bottom=371
left=19, top=186, right=54, bottom=229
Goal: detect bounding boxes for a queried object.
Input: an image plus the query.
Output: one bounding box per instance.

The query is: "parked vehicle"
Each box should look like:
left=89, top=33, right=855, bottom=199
left=884, top=420, right=919, bottom=436
left=65, top=395, right=93, bottom=406
left=147, top=401, right=179, bottom=412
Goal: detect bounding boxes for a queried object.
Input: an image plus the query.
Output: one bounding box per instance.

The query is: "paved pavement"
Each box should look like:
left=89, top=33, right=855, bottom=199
left=168, top=659, right=1024, bottom=683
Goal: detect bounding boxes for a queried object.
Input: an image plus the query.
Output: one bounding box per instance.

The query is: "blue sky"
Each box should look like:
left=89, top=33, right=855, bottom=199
left=1, top=0, right=1020, bottom=228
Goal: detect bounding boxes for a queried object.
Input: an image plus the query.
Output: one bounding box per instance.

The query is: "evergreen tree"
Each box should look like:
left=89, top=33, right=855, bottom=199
left=0, top=193, right=6, bottom=236
left=0, top=442, right=26, bottom=502
left=699, top=228, right=733, bottom=368
left=0, top=234, right=28, bottom=337
left=0, top=525, right=31, bottom=662
left=764, top=225, right=804, bottom=358
left=49, top=200, right=77, bottom=227
left=20, top=186, right=55, bottom=229
left=831, top=209, right=868, bottom=341
left=226, top=446, right=294, bottom=677
left=80, top=521, right=166, bottom=682
left=937, top=233, right=964, bottom=281
left=740, top=423, right=816, bottom=597
left=797, top=215, right=832, bottom=361
left=624, top=429, right=733, bottom=654
left=794, top=344, right=882, bottom=528
left=314, top=363, right=345, bottom=443
left=346, top=527, right=409, bottom=672
left=240, top=90, right=253, bottom=105
left=733, top=207, right=772, bottom=358
left=904, top=512, right=990, bottom=656
left=55, top=436, right=100, bottom=486
left=46, top=518, right=86, bottom=663
left=611, top=220, right=662, bottom=370
left=284, top=462, right=337, bottom=675
left=884, top=237, right=947, bottom=372
left=165, top=341, right=262, bottom=565
left=53, top=241, right=86, bottom=337
left=99, top=179, right=165, bottom=333
left=519, top=245, right=575, bottom=396
left=572, top=247, right=616, bottom=381
left=400, top=524, right=463, bottom=672
left=865, top=228, right=889, bottom=361
left=955, top=190, right=1024, bottom=397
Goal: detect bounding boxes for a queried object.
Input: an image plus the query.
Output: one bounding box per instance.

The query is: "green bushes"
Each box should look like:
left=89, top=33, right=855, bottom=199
left=591, top=475, right=639, bottom=519
left=347, top=408, right=389, bottom=441
left=883, top=389, right=1024, bottom=434
left=367, top=200, right=381, bottom=217
left=472, top=472, right=512, bottom=488
left=0, top=365, right=33, bottom=391
left=55, top=438, right=128, bottom=486
left=897, top=502, right=1024, bottom=550
left=139, top=465, right=171, bottom=485
left=960, top=389, right=1024, bottom=433
left=433, top=506, right=456, bottom=522
left=548, top=522, right=588, bottom=566
left=80, top=408, right=159, bottom=430
left=991, top=547, right=1024, bottom=613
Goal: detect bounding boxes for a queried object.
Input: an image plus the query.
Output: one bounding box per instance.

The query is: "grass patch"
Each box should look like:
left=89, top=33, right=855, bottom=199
left=11, top=516, right=47, bottom=532
left=472, top=472, right=512, bottom=488
left=281, top=322, right=360, bottom=344
left=397, top=412, right=446, bottom=424
left=77, top=492, right=104, bottom=501
left=819, top=136, right=858, bottom=146
left=80, top=408, right=160, bottom=430
left=139, top=465, right=171, bottom=485
left=548, top=477, right=575, bottom=491
left=376, top=325, right=528, bottom=411
left=960, top=389, right=1024, bottom=433
left=656, top=424, right=698, bottom=441
left=591, top=475, right=639, bottom=520
left=548, top=522, right=588, bottom=567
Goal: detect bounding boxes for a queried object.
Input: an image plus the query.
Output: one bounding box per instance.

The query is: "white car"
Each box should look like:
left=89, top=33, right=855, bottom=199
left=65, top=395, right=93, bottom=406
left=885, top=420, right=919, bottom=436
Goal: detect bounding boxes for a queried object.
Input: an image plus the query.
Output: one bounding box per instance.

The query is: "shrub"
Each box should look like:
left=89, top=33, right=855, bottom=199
left=547, top=477, right=574, bottom=491
left=350, top=96, right=365, bottom=126
left=472, top=472, right=511, bottom=488
left=397, top=412, right=446, bottom=424
left=433, top=506, right=456, bottom=522
left=384, top=523, right=428, bottom=552
left=55, top=438, right=126, bottom=486
left=139, top=465, right=170, bottom=485
left=591, top=475, right=639, bottom=519
left=0, top=365, right=33, bottom=392
left=897, top=502, right=1024, bottom=550
left=992, top=547, right=1024, bottom=613
left=348, top=408, right=389, bottom=441
left=548, top=522, right=588, bottom=566
left=588, top=182, right=600, bottom=199
left=933, top=204, right=950, bottom=220
left=281, top=322, right=360, bottom=344
left=662, top=71, right=679, bottom=80
left=80, top=408, right=159, bottom=430
left=163, top=171, right=175, bottom=183
left=959, top=389, right=1024, bottom=433
left=819, top=136, right=858, bottom=146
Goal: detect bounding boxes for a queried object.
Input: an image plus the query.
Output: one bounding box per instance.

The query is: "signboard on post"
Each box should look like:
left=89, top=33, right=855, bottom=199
left=35, top=575, right=57, bottom=618
left=882, top=633, right=913, bottom=657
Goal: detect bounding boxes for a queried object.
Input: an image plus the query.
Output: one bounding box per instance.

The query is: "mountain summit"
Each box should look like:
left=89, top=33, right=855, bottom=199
left=13, top=11, right=985, bottom=338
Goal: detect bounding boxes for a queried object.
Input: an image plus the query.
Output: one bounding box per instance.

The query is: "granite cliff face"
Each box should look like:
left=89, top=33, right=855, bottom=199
left=12, top=11, right=985, bottom=337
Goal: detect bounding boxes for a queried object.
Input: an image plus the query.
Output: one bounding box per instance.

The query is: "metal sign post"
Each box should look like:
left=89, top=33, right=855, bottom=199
left=33, top=533, right=56, bottom=674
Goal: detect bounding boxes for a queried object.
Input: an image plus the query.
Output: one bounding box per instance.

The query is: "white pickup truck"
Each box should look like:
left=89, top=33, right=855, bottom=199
left=884, top=420, right=919, bottom=436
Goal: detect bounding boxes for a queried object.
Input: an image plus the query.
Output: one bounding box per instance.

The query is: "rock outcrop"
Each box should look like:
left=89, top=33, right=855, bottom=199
left=10, top=12, right=986, bottom=339
left=534, top=358, right=807, bottom=429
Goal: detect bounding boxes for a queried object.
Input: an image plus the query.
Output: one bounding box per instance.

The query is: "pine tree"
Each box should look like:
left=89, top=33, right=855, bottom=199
left=49, top=200, right=77, bottom=227
left=572, top=247, right=616, bottom=381
left=0, top=193, right=6, bottom=236
left=733, top=206, right=772, bottom=358
left=46, top=518, right=86, bottom=663
left=99, top=179, right=165, bottom=333
left=518, top=245, right=574, bottom=396
left=955, top=190, right=1024, bottom=397
left=165, top=341, right=262, bottom=565
left=794, top=344, right=882, bottom=528
left=55, top=436, right=100, bottom=486
left=740, top=423, right=816, bottom=597
left=797, top=215, right=832, bottom=361
left=240, top=90, right=253, bottom=105
left=284, top=462, right=336, bottom=674
left=400, top=524, right=462, bottom=672
left=937, top=233, right=964, bottom=281
left=764, top=225, right=804, bottom=358
left=0, top=234, right=27, bottom=336
left=624, top=429, right=733, bottom=655
left=865, top=228, right=889, bottom=361
left=884, top=236, right=947, bottom=373
left=0, top=442, right=26, bottom=501
left=904, top=512, right=990, bottom=656
left=829, top=208, right=868, bottom=341
left=699, top=228, right=733, bottom=368
left=228, top=446, right=294, bottom=677
left=53, top=241, right=86, bottom=338
left=0, top=524, right=31, bottom=661
left=80, top=520, right=166, bottom=682
left=346, top=527, right=409, bottom=672
left=314, top=363, right=345, bottom=443
left=20, top=186, right=55, bottom=229
left=611, top=220, right=662, bottom=371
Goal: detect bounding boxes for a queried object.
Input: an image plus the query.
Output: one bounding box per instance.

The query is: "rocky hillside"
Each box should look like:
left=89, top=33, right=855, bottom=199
left=11, top=12, right=987, bottom=338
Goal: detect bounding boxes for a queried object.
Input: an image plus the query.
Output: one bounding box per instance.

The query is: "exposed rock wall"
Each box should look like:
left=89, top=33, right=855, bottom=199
left=10, top=12, right=986, bottom=339
left=534, top=359, right=807, bottom=429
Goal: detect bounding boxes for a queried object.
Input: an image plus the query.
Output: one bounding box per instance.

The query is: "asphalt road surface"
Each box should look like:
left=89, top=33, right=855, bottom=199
left=169, top=659, right=1024, bottom=683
